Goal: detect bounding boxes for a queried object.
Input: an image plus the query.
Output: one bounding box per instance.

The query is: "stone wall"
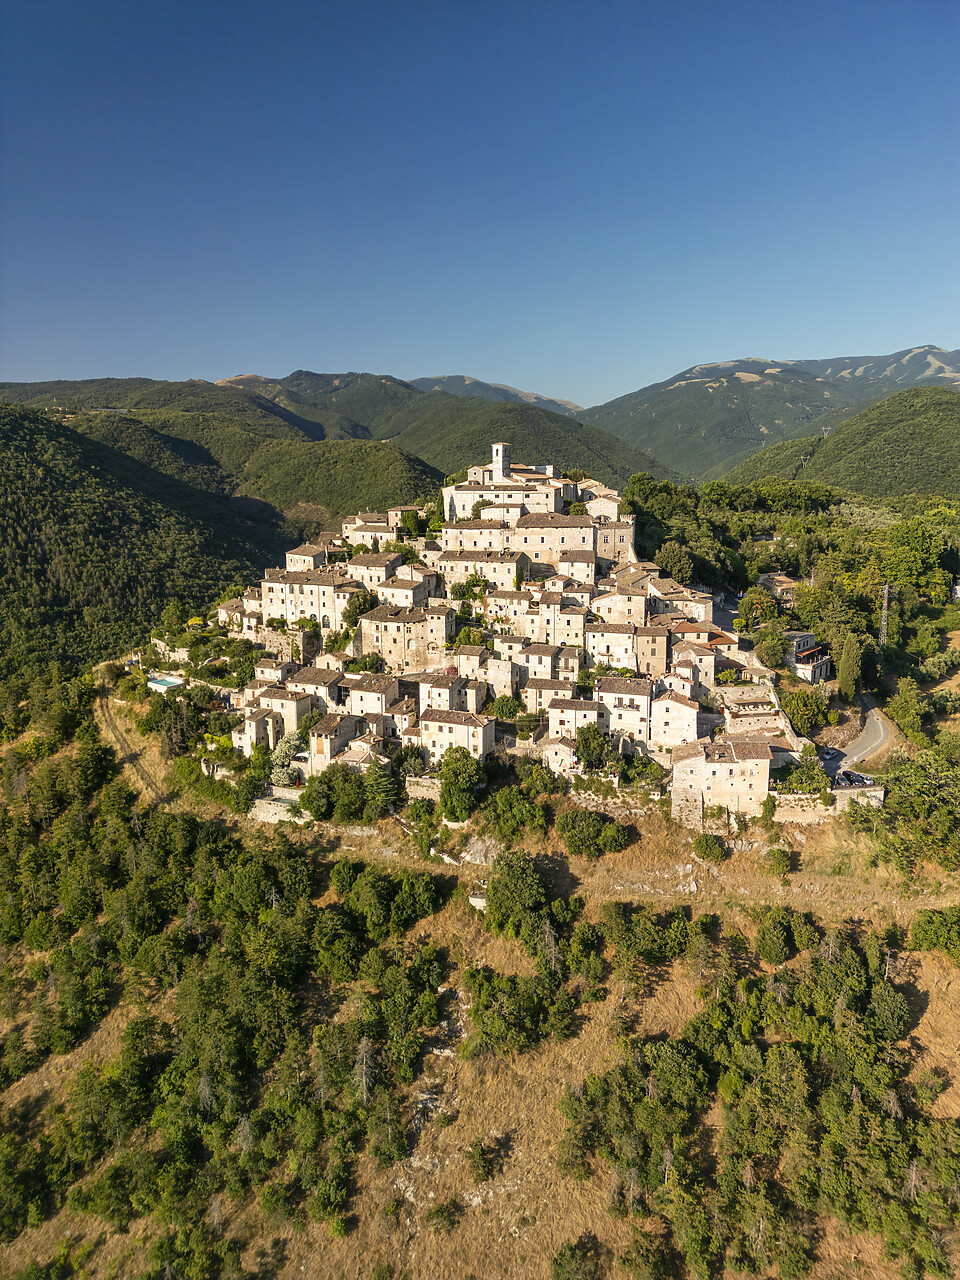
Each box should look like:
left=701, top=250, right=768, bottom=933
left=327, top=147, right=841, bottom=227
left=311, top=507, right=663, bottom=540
left=406, top=776, right=442, bottom=802
left=771, top=785, right=884, bottom=824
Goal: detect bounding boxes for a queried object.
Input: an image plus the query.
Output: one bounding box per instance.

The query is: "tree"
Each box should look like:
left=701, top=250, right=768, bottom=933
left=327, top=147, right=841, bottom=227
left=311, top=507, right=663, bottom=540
left=837, top=633, right=861, bottom=703
left=556, top=809, right=627, bottom=859
left=780, top=686, right=827, bottom=737
left=736, top=586, right=778, bottom=634
left=439, top=746, right=483, bottom=821
left=343, top=588, right=377, bottom=629
left=488, top=785, right=545, bottom=842
left=693, top=832, right=727, bottom=863
left=885, top=676, right=928, bottom=744
left=160, top=600, right=187, bottom=636
left=401, top=509, right=420, bottom=538
left=270, top=731, right=305, bottom=786
left=490, top=695, right=522, bottom=720
left=754, top=627, right=788, bottom=669
left=552, top=1235, right=602, bottom=1280
left=363, top=756, right=396, bottom=822
left=485, top=848, right=548, bottom=940
left=575, top=724, right=613, bottom=771
left=654, top=540, right=694, bottom=585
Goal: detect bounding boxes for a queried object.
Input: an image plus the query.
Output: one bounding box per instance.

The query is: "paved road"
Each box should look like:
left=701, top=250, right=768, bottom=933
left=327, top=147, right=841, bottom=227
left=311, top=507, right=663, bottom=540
left=833, top=694, right=889, bottom=772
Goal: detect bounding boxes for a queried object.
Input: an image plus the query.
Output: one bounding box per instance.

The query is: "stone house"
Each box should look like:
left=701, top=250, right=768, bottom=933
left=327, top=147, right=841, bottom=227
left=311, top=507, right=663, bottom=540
left=407, top=709, right=496, bottom=765
left=670, top=737, right=774, bottom=823
left=650, top=690, right=702, bottom=749
left=232, top=707, right=283, bottom=755
left=453, top=645, right=517, bottom=699
left=347, top=552, right=403, bottom=590
left=483, top=589, right=534, bottom=628
left=513, top=643, right=561, bottom=685
left=309, top=713, right=365, bottom=771
left=344, top=673, right=401, bottom=719
left=418, top=673, right=485, bottom=714
left=557, top=549, right=597, bottom=585
left=584, top=621, right=639, bottom=671
left=547, top=697, right=601, bottom=738
left=439, top=550, right=530, bottom=592
left=595, top=677, right=653, bottom=744
left=595, top=518, right=636, bottom=566
left=356, top=605, right=456, bottom=672
left=285, top=667, right=344, bottom=712
left=523, top=677, right=577, bottom=714
left=784, top=631, right=832, bottom=683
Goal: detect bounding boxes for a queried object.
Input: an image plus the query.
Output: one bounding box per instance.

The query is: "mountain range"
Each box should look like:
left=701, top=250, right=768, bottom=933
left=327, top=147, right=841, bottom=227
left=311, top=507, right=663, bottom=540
left=419, top=345, right=960, bottom=481
left=408, top=374, right=582, bottom=417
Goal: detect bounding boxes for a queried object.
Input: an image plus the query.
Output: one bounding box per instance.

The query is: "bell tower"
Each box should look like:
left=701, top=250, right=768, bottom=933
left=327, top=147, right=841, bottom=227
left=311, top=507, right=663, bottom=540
left=491, top=441, right=512, bottom=482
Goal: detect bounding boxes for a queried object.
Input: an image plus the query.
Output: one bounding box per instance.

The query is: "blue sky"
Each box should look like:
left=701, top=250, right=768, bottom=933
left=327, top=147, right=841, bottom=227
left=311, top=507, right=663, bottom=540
left=2, top=0, right=958, bottom=406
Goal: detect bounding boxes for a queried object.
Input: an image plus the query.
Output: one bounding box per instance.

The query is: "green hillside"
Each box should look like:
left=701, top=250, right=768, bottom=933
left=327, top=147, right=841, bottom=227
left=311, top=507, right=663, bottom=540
left=217, top=370, right=423, bottom=434
left=375, top=395, right=674, bottom=488
left=0, top=376, right=323, bottom=437
left=582, top=359, right=882, bottom=478
left=240, top=438, right=443, bottom=518
left=1, top=373, right=671, bottom=507
left=721, top=386, right=960, bottom=499
left=0, top=404, right=292, bottom=679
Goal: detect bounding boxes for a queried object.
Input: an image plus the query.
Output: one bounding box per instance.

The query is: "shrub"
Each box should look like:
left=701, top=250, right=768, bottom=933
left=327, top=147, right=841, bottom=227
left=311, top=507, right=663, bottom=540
left=766, top=847, right=792, bottom=874
left=466, top=1139, right=492, bottom=1183
left=693, top=832, right=727, bottom=864
left=755, top=907, right=793, bottom=965
left=556, top=808, right=627, bottom=859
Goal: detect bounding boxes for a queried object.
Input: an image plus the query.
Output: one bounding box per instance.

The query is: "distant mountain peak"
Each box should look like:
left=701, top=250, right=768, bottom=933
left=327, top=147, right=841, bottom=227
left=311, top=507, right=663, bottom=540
left=409, top=373, right=583, bottom=416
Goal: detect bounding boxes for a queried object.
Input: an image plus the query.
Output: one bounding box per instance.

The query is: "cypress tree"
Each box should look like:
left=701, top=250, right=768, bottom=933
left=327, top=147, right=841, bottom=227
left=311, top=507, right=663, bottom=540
left=838, top=633, right=860, bottom=702
left=363, top=756, right=395, bottom=822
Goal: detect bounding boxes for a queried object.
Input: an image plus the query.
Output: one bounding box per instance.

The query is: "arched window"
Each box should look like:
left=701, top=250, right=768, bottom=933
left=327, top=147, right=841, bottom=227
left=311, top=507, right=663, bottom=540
left=322, top=615, right=330, bottom=628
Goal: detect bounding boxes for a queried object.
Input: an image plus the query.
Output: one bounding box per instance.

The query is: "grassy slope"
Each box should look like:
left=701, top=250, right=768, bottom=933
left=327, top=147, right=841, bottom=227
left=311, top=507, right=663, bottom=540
left=722, top=386, right=960, bottom=499
left=581, top=363, right=881, bottom=479
left=0, top=404, right=289, bottom=678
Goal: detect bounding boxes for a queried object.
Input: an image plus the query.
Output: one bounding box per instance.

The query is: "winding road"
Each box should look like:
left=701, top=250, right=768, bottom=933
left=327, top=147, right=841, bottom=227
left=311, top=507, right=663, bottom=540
left=833, top=694, right=889, bottom=772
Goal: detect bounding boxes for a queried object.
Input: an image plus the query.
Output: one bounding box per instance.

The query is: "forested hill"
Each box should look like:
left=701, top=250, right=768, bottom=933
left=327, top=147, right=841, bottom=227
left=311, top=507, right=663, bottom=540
left=220, top=371, right=671, bottom=488
left=369, top=395, right=674, bottom=487
left=1, top=373, right=673, bottom=501
left=0, top=404, right=291, bottom=680
left=721, top=386, right=960, bottom=500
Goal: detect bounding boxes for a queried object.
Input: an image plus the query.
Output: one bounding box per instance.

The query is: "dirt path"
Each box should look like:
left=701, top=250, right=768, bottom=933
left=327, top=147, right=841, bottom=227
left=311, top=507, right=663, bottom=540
left=95, top=682, right=170, bottom=804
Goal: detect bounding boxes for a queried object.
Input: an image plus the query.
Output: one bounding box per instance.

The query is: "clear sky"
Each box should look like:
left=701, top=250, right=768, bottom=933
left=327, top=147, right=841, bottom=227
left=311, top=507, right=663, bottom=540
left=2, top=0, right=958, bottom=407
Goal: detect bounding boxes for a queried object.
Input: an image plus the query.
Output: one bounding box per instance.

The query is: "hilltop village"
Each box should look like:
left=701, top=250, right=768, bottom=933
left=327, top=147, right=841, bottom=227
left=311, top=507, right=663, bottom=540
left=215, top=444, right=880, bottom=825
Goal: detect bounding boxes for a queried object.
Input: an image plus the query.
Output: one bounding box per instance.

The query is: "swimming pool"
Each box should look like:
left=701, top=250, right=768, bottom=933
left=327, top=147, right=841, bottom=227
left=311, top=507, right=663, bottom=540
left=147, top=674, right=185, bottom=693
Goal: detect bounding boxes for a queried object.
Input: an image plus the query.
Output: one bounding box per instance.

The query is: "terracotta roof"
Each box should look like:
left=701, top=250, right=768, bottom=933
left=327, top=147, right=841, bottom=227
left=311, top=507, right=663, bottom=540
left=348, top=553, right=402, bottom=568
left=654, top=690, right=699, bottom=710
left=516, top=513, right=594, bottom=528
left=420, top=709, right=491, bottom=727
left=596, top=677, right=653, bottom=694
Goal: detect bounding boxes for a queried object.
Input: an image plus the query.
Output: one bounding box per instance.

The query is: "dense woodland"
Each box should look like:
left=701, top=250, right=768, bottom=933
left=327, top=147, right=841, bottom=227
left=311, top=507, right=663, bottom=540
left=0, top=405, right=291, bottom=686
left=723, top=389, right=960, bottom=500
